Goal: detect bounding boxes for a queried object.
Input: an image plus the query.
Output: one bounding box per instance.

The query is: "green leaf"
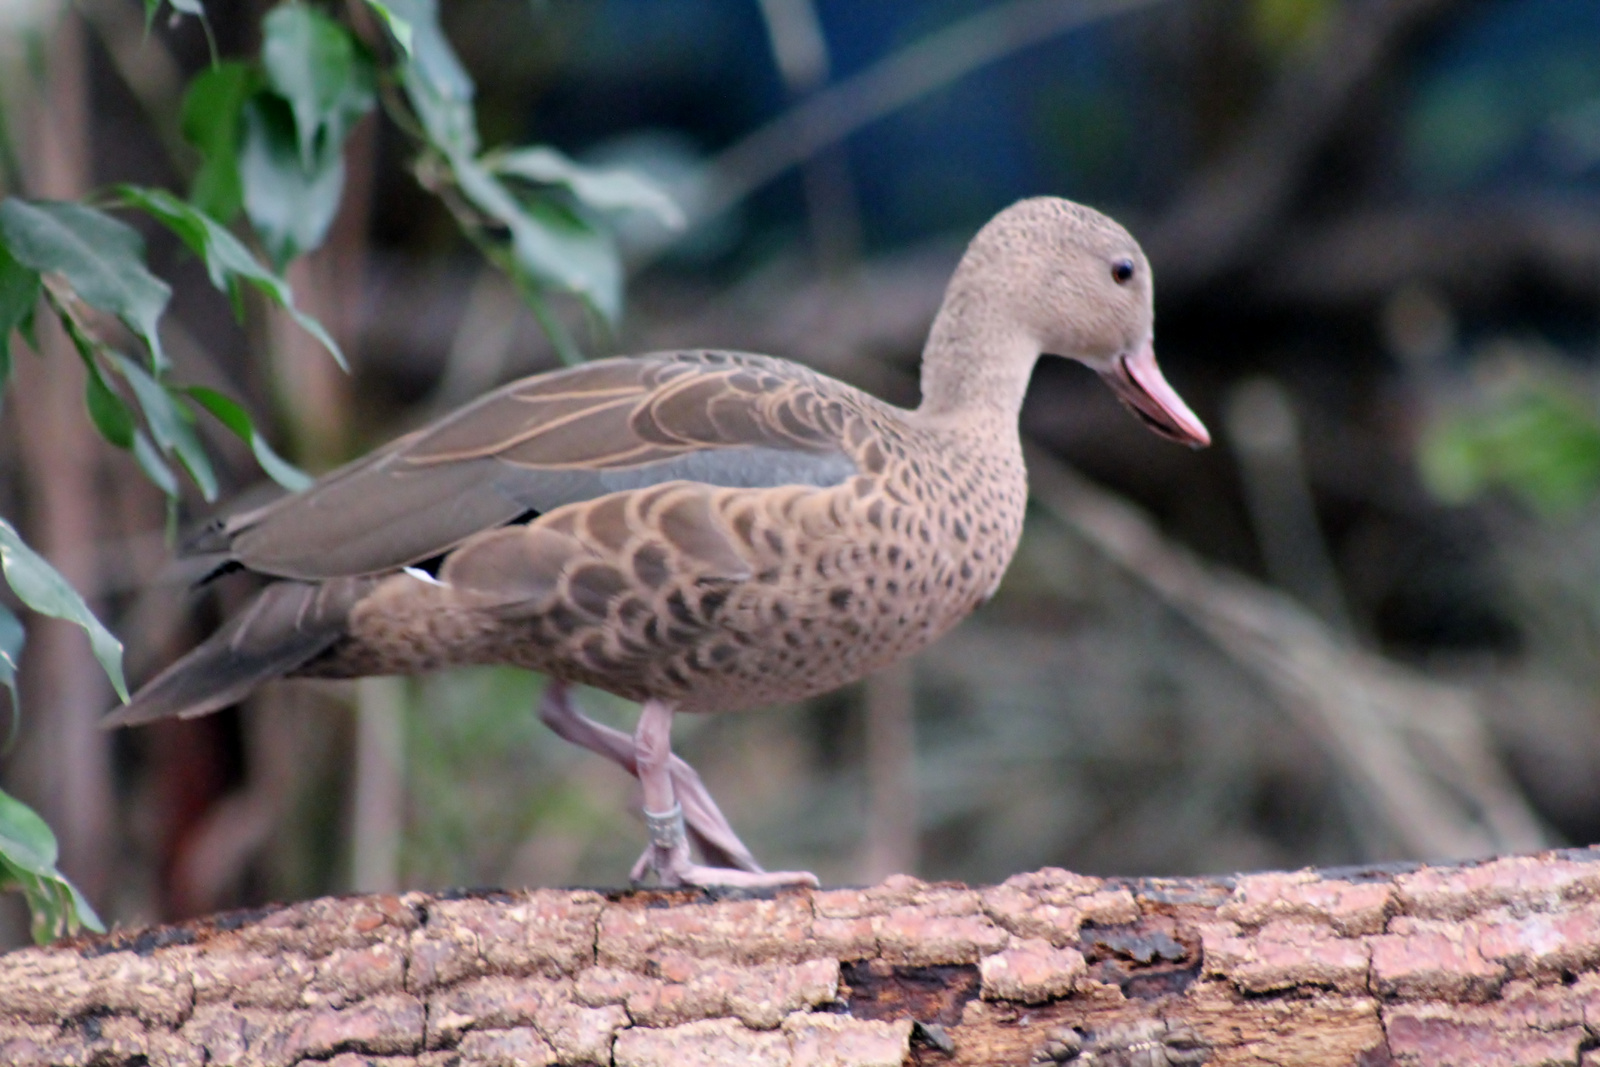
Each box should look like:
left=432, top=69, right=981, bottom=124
left=0, top=242, right=40, bottom=347
left=166, top=402, right=219, bottom=501
left=110, top=351, right=174, bottom=447
left=403, top=72, right=479, bottom=160
left=0, top=242, right=40, bottom=399
left=1251, top=0, right=1333, bottom=55
left=60, top=877, right=104, bottom=939
left=132, top=429, right=180, bottom=497
left=116, top=185, right=345, bottom=368
left=0, top=866, right=45, bottom=943
left=455, top=157, right=622, bottom=324
left=181, top=61, right=255, bottom=222
left=370, top=2, right=635, bottom=335
left=232, top=6, right=378, bottom=268
left=385, top=0, right=478, bottom=155
left=0, top=864, right=52, bottom=944
left=491, top=146, right=685, bottom=228
left=240, top=94, right=347, bottom=269
left=0, top=519, right=128, bottom=701
left=386, top=0, right=471, bottom=101
left=361, top=0, right=414, bottom=55
left=0, top=786, right=56, bottom=876
left=0, top=786, right=104, bottom=942
left=518, top=201, right=621, bottom=326
left=0, top=199, right=171, bottom=371
left=0, top=602, right=22, bottom=717
left=111, top=353, right=219, bottom=500
left=184, top=386, right=313, bottom=492
left=261, top=5, right=376, bottom=172
left=47, top=296, right=143, bottom=454
left=110, top=352, right=179, bottom=454
left=83, top=356, right=136, bottom=450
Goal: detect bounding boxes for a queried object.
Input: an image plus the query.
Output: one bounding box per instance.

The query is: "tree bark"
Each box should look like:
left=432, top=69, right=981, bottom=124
left=4, top=847, right=1600, bottom=1066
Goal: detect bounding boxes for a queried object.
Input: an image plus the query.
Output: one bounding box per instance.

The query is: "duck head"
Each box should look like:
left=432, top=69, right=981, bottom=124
left=923, top=197, right=1210, bottom=449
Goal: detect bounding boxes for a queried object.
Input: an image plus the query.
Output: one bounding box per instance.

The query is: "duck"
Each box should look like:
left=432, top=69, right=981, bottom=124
left=105, top=197, right=1210, bottom=888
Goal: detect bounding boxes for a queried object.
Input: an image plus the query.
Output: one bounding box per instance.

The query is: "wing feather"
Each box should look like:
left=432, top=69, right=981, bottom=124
left=211, top=352, right=862, bottom=581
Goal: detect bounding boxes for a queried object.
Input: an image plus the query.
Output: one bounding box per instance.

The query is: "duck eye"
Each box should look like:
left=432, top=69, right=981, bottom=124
left=1111, top=259, right=1135, bottom=284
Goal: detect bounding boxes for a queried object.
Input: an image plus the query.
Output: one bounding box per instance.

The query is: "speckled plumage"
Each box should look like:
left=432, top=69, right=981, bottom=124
left=108, top=198, right=1208, bottom=885
left=299, top=351, right=1029, bottom=714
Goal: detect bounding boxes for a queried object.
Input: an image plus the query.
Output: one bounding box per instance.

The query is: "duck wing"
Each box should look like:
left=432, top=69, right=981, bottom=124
left=200, top=351, right=861, bottom=581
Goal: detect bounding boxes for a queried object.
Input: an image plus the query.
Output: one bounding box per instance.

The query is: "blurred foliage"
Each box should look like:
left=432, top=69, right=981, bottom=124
left=0, top=785, right=102, bottom=942
left=1420, top=358, right=1600, bottom=518
left=0, top=519, right=127, bottom=706
left=0, top=0, right=673, bottom=940
left=1415, top=346, right=1600, bottom=850
left=1249, top=0, right=1333, bottom=56
left=244, top=5, right=377, bottom=267
left=386, top=0, right=681, bottom=357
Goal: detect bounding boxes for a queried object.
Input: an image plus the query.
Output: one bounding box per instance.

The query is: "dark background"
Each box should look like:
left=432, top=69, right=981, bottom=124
left=4, top=0, right=1600, bottom=946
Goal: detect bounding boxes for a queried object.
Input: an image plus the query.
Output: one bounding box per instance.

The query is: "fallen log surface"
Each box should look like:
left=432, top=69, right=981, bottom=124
left=4, top=847, right=1600, bottom=1066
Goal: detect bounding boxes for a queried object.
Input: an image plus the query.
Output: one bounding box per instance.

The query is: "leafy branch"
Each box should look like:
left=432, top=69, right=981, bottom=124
left=0, top=0, right=678, bottom=942
left=373, top=0, right=681, bottom=361
left=0, top=785, right=103, bottom=944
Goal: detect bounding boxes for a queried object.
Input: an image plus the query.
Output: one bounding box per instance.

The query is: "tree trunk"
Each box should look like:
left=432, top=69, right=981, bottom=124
left=4, top=847, right=1599, bottom=1066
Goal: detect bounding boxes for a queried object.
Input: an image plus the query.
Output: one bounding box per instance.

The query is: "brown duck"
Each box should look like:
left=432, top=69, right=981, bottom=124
left=107, top=197, right=1209, bottom=887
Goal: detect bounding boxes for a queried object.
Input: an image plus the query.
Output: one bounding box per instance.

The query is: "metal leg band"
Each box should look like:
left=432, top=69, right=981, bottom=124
left=644, top=803, right=685, bottom=851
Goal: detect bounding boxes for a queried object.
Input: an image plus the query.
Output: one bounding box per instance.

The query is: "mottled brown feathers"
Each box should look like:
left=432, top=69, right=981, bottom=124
left=282, top=398, right=1027, bottom=714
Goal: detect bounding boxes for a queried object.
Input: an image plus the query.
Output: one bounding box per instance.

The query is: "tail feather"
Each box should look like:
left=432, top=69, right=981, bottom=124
left=103, top=579, right=369, bottom=728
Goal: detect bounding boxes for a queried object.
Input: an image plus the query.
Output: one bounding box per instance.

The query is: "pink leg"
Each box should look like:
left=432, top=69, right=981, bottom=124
left=630, top=697, right=818, bottom=889
left=537, top=681, right=814, bottom=884
left=537, top=681, right=757, bottom=870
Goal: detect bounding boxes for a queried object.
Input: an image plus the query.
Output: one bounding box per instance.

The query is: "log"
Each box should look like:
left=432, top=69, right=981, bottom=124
left=4, top=848, right=1600, bottom=1066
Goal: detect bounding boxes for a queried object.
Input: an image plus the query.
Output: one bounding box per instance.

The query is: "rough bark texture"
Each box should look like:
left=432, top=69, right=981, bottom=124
left=5, top=848, right=1600, bottom=1066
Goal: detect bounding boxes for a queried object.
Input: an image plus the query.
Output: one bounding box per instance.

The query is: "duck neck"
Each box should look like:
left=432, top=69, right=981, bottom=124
left=915, top=285, right=1042, bottom=426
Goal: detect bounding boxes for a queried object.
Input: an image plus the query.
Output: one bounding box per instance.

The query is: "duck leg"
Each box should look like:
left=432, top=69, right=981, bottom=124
left=629, top=696, right=819, bottom=888
left=536, top=681, right=755, bottom=869
left=536, top=681, right=812, bottom=883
